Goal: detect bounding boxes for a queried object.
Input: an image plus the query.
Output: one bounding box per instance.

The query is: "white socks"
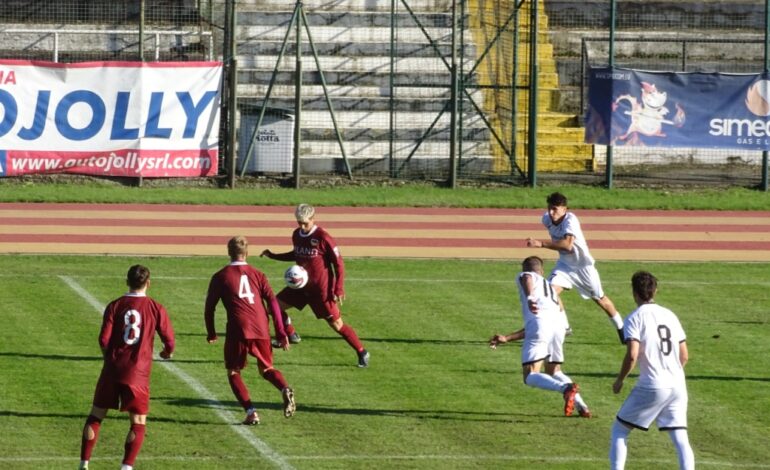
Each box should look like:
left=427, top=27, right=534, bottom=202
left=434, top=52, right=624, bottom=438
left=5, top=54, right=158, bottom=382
left=609, top=420, right=631, bottom=470
left=525, top=372, right=566, bottom=392
left=669, top=428, right=695, bottom=470
left=552, top=371, right=588, bottom=410
left=610, top=313, right=624, bottom=329
left=610, top=421, right=694, bottom=470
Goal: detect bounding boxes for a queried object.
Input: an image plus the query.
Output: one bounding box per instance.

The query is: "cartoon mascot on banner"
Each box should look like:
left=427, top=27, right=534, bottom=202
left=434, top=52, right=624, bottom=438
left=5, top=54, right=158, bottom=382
left=611, top=81, right=686, bottom=145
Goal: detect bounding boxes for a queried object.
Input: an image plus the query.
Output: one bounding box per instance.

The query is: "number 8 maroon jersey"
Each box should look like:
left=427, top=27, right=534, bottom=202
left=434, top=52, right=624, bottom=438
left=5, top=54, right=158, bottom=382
left=99, top=293, right=175, bottom=387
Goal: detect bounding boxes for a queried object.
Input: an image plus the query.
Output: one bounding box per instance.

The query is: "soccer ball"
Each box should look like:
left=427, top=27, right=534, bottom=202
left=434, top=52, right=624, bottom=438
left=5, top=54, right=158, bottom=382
left=284, top=265, right=308, bottom=289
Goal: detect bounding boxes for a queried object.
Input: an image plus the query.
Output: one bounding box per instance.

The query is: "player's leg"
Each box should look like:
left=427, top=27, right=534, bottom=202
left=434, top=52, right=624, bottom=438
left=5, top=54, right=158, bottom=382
left=666, top=429, right=695, bottom=470
left=522, top=336, right=577, bottom=416
left=79, top=406, right=107, bottom=470
left=121, top=413, right=147, bottom=470
left=253, top=340, right=296, bottom=418
left=277, top=298, right=301, bottom=343
left=609, top=419, right=632, bottom=470
left=658, top=387, right=693, bottom=470
left=224, top=340, right=259, bottom=424
left=575, top=266, right=625, bottom=343
left=315, top=300, right=369, bottom=367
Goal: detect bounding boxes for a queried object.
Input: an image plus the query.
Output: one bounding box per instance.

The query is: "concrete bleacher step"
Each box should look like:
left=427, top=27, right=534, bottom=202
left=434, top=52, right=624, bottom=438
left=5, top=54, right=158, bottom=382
left=237, top=0, right=457, bottom=13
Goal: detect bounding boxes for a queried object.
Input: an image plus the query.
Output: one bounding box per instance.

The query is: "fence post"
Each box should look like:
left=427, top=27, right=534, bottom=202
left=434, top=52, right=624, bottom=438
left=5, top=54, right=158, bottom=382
left=448, top=0, right=459, bottom=188
left=763, top=0, right=769, bottom=191
left=605, top=0, right=616, bottom=189
left=527, top=0, right=539, bottom=187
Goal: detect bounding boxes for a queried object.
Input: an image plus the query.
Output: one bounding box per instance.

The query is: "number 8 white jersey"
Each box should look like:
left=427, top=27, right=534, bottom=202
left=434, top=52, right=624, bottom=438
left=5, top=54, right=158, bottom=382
left=624, top=303, right=687, bottom=389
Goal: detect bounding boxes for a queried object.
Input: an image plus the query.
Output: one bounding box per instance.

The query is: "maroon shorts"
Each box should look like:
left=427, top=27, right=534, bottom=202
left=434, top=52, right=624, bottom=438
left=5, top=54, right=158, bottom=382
left=92, top=374, right=150, bottom=415
left=277, top=287, right=341, bottom=321
left=224, top=337, right=274, bottom=371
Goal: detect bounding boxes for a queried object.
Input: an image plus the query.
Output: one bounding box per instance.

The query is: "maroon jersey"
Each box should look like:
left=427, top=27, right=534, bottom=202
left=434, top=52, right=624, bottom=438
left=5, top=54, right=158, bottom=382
left=99, top=293, right=175, bottom=387
left=287, top=225, right=345, bottom=300
left=205, top=262, right=277, bottom=341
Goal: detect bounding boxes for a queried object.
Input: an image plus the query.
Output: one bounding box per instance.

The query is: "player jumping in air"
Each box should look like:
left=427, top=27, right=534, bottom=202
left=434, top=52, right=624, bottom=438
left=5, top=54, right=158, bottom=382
left=526, top=192, right=626, bottom=344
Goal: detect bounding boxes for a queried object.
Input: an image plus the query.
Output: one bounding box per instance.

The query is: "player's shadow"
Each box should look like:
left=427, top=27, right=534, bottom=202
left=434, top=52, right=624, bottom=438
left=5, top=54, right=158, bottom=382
left=0, top=351, right=101, bottom=362
left=0, top=410, right=212, bottom=425
left=161, top=398, right=543, bottom=424
left=294, top=334, right=485, bottom=346
left=565, top=371, right=770, bottom=383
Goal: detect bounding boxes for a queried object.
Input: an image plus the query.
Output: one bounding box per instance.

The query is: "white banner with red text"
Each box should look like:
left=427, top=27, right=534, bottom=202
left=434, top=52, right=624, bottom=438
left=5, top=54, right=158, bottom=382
left=0, top=60, right=222, bottom=177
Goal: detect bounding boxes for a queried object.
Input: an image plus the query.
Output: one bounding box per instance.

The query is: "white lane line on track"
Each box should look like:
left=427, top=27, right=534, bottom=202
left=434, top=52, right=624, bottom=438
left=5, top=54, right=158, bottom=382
left=58, top=275, right=294, bottom=470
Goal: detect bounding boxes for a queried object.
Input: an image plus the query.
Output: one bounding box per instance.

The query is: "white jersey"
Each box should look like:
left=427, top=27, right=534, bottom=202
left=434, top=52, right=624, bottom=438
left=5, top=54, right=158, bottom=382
left=624, top=303, right=687, bottom=389
left=542, top=211, right=595, bottom=269
left=517, top=271, right=561, bottom=328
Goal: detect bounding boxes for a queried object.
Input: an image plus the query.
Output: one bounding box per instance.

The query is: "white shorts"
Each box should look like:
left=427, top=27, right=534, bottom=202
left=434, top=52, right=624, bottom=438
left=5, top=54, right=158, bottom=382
left=549, top=262, right=605, bottom=300
left=521, top=318, right=556, bottom=365
left=616, top=385, right=689, bottom=431
left=548, top=316, right=566, bottom=364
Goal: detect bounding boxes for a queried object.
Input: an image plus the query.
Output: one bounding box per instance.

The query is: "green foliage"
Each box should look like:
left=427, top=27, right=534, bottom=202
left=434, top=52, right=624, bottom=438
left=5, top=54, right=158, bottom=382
left=1, top=255, right=768, bottom=469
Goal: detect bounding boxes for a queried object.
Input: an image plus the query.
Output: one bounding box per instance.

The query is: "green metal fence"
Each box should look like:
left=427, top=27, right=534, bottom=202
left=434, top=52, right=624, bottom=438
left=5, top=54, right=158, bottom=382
left=2, top=0, right=770, bottom=189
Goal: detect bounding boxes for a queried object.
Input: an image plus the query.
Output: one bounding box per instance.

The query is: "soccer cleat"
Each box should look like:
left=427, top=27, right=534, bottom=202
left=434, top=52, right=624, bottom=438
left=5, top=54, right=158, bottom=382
left=563, top=383, right=578, bottom=417
left=289, top=332, right=302, bottom=344
left=242, top=409, right=260, bottom=425
left=578, top=406, right=593, bottom=418
left=282, top=387, right=296, bottom=418
left=617, top=328, right=627, bottom=345
left=357, top=349, right=370, bottom=368
left=79, top=462, right=89, bottom=470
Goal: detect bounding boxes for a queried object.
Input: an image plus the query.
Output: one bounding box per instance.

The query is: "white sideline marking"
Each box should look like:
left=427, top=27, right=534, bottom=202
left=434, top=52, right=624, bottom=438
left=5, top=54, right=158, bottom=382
left=59, top=275, right=294, bottom=470
left=2, top=454, right=769, bottom=468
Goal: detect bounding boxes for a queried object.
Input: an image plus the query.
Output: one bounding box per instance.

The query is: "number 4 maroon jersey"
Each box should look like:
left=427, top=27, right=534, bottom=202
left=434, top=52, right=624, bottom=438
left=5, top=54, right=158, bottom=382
left=204, top=261, right=275, bottom=341
left=99, top=293, right=175, bottom=387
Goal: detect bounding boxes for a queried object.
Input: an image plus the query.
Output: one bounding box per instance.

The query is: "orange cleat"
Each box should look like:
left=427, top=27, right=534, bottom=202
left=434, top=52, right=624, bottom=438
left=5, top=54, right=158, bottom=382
left=563, top=383, right=578, bottom=417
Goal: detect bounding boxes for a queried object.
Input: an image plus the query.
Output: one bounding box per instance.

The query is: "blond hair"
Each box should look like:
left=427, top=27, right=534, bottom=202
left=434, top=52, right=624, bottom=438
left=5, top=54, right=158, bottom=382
left=295, top=203, right=315, bottom=223
left=227, top=235, right=249, bottom=259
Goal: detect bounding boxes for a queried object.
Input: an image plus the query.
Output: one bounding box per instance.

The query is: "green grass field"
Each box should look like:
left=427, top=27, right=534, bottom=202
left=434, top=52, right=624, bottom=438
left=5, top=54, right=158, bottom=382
left=1, top=254, right=768, bottom=469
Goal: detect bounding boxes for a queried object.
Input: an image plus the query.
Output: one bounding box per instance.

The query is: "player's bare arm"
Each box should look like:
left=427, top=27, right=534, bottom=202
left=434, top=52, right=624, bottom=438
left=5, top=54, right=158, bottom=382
left=613, top=339, right=639, bottom=393
left=526, top=234, right=575, bottom=252
left=519, top=273, right=539, bottom=313
left=489, top=329, right=525, bottom=348
left=679, top=341, right=689, bottom=367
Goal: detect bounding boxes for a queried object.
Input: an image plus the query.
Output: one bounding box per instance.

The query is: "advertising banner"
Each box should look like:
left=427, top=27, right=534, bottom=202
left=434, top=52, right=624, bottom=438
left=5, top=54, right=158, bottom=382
left=585, top=67, right=770, bottom=150
left=0, top=60, right=222, bottom=177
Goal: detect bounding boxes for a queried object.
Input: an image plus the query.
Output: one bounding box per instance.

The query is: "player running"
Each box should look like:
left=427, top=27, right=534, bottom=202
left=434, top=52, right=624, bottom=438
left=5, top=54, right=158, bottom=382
left=489, top=256, right=583, bottom=417
left=261, top=204, right=369, bottom=368
left=526, top=191, right=626, bottom=344
left=205, top=236, right=296, bottom=425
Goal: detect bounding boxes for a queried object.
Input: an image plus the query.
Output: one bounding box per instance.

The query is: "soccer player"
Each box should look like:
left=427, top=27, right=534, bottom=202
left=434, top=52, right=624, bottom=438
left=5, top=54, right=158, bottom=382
left=526, top=191, right=626, bottom=344
left=204, top=236, right=296, bottom=425
left=610, top=271, right=694, bottom=470
left=79, top=265, right=175, bottom=470
left=489, top=255, right=581, bottom=417
left=261, top=203, right=370, bottom=368
left=489, top=304, right=592, bottom=418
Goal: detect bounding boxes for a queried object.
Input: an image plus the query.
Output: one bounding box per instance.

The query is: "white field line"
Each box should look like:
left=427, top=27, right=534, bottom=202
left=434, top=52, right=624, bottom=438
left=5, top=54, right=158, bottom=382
left=1, top=454, right=768, bottom=468
left=58, top=275, right=295, bottom=470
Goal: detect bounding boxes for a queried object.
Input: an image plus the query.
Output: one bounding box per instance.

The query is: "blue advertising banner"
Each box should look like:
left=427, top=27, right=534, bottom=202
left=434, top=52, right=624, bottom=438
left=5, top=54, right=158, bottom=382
left=585, top=67, right=770, bottom=150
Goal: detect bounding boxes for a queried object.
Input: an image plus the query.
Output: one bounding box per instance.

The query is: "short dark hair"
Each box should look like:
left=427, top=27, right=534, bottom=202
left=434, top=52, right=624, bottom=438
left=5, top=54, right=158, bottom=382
left=521, top=255, right=544, bottom=273
left=631, top=270, right=657, bottom=302
left=127, top=265, right=150, bottom=290
left=546, top=192, right=568, bottom=207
